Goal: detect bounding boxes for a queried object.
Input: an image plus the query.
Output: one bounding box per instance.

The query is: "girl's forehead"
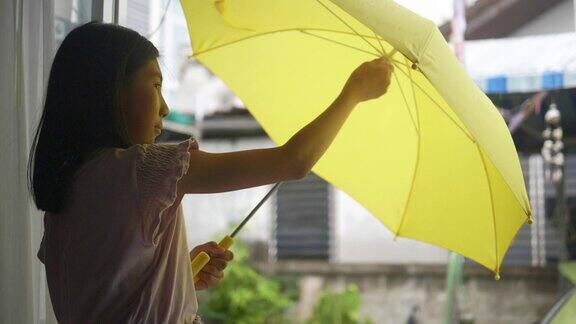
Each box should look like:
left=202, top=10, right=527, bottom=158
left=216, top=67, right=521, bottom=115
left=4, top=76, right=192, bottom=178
left=141, top=59, right=162, bottom=79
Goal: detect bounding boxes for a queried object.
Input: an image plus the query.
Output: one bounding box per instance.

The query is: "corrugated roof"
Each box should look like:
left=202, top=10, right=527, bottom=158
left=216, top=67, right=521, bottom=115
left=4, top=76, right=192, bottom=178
left=439, top=0, right=566, bottom=40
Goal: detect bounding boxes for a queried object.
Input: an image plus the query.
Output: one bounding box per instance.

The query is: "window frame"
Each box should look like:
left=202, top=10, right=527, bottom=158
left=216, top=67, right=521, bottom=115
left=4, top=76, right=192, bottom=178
left=92, top=0, right=119, bottom=23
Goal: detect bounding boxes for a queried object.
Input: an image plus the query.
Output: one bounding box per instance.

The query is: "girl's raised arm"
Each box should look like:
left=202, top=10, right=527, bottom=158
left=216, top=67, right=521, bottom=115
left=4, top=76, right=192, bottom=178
left=177, top=144, right=302, bottom=194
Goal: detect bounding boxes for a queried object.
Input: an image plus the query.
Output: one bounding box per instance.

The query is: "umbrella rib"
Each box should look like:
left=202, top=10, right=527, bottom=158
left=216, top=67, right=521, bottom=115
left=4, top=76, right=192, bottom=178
left=299, top=30, right=410, bottom=68
left=391, top=68, right=419, bottom=133
left=407, top=57, right=421, bottom=130
left=395, top=59, right=422, bottom=238
left=373, top=30, right=386, bottom=55
left=391, top=63, right=476, bottom=143
left=394, top=103, right=421, bottom=240
left=372, top=31, right=419, bottom=133
left=397, top=63, right=530, bottom=220
left=314, top=0, right=384, bottom=56
left=191, top=28, right=295, bottom=57
left=306, top=32, right=407, bottom=67
left=299, top=30, right=381, bottom=57
left=395, top=62, right=530, bottom=220
left=190, top=27, right=411, bottom=67
left=476, top=143, right=500, bottom=277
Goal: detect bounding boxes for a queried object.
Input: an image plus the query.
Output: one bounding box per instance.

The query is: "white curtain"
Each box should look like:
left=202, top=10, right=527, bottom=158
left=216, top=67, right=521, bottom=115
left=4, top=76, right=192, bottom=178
left=0, top=0, right=58, bottom=323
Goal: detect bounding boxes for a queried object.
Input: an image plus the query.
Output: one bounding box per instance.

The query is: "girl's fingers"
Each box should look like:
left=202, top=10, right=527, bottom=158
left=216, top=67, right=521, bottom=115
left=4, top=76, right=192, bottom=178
left=202, top=264, right=224, bottom=278
left=206, top=276, right=219, bottom=287
left=194, top=257, right=230, bottom=289
left=195, top=279, right=207, bottom=290
left=190, top=241, right=234, bottom=264
left=196, top=273, right=219, bottom=290
left=199, top=270, right=222, bottom=287
left=209, top=249, right=234, bottom=261
left=190, top=241, right=218, bottom=259
left=209, top=258, right=227, bottom=271
left=203, top=244, right=226, bottom=255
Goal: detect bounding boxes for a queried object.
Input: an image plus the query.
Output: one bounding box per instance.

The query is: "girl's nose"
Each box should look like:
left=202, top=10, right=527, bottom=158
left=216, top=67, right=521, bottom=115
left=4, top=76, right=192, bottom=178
left=160, top=95, right=169, bottom=117
left=161, top=108, right=169, bottom=118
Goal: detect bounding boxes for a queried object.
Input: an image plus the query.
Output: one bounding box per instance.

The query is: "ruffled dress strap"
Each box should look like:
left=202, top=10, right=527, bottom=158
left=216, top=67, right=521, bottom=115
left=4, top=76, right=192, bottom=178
left=134, top=138, right=192, bottom=246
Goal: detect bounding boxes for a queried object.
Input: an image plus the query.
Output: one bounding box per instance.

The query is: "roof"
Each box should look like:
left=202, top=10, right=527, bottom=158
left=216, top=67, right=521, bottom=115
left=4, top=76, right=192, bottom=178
left=464, top=32, right=576, bottom=93
left=439, top=0, right=565, bottom=40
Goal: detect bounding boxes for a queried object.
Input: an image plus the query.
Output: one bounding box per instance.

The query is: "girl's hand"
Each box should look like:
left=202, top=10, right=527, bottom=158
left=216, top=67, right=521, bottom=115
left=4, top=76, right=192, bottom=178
left=189, top=241, right=234, bottom=290
left=340, top=56, right=393, bottom=105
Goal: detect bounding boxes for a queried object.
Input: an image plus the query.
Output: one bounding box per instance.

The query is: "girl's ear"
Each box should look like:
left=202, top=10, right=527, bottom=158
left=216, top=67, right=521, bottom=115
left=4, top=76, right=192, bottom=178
left=118, top=83, right=130, bottom=127
left=119, top=82, right=130, bottom=111
left=117, top=88, right=133, bottom=146
left=118, top=88, right=125, bottom=114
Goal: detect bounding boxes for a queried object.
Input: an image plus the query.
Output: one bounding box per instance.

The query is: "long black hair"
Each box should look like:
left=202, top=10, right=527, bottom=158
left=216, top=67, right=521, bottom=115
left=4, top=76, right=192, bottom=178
left=28, top=22, right=159, bottom=213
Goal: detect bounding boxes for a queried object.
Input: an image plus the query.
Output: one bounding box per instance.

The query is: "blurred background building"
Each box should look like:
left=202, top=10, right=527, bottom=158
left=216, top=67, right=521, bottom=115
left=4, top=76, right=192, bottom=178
left=12, top=0, right=576, bottom=322
left=145, top=1, right=576, bottom=322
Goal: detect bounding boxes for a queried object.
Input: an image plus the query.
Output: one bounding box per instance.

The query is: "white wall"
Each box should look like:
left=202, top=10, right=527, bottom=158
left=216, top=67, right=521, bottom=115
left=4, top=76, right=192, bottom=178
left=510, top=0, right=575, bottom=37
left=182, top=138, right=277, bottom=250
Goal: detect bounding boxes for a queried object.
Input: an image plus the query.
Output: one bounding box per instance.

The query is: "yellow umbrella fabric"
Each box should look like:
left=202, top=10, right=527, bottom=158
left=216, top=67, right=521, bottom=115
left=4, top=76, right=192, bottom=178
left=180, top=0, right=532, bottom=277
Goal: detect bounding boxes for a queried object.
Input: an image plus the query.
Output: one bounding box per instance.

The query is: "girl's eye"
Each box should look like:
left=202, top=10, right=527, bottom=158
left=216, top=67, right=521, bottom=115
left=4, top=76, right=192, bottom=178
left=154, top=83, right=162, bottom=89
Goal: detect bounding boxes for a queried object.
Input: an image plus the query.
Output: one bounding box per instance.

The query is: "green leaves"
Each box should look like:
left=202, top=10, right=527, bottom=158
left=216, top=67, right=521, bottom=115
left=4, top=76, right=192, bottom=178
left=198, top=242, right=293, bottom=324
left=307, top=284, right=373, bottom=324
left=197, top=239, right=373, bottom=323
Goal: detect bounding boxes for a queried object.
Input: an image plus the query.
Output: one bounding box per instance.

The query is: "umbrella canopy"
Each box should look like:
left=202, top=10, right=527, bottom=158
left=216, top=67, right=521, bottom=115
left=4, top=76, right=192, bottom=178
left=180, top=0, right=532, bottom=277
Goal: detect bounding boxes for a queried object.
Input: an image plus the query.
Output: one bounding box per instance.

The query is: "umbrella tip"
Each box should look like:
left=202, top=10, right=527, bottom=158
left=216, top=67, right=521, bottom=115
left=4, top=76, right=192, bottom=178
left=526, top=216, right=534, bottom=225
left=494, top=273, right=501, bottom=281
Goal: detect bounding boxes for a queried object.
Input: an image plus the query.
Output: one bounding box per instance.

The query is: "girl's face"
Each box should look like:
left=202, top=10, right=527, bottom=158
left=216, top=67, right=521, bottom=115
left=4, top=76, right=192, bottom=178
left=121, top=58, right=169, bottom=144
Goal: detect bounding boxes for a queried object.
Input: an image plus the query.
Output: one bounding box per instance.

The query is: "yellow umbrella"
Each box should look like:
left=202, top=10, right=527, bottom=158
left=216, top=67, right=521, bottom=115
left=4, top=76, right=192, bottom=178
left=180, top=0, right=532, bottom=278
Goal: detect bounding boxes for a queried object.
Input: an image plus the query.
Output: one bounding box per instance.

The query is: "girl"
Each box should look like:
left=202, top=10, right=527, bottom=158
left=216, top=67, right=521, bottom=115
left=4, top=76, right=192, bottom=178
left=29, top=22, right=392, bottom=323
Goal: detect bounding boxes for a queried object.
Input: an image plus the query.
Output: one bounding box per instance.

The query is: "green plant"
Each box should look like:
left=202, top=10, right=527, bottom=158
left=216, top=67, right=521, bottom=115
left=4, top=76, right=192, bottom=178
left=197, top=241, right=294, bottom=324
left=307, top=284, right=373, bottom=324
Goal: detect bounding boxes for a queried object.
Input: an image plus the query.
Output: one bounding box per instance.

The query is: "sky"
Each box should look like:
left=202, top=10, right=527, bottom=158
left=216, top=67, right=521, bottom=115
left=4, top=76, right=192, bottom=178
left=394, top=0, right=476, bottom=25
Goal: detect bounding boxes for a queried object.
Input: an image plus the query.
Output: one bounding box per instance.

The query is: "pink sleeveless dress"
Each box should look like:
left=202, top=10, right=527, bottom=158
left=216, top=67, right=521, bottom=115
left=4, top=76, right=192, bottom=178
left=37, top=138, right=201, bottom=323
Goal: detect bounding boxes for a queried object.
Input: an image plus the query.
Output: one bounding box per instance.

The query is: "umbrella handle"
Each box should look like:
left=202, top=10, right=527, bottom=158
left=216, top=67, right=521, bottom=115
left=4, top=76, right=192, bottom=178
left=191, top=235, right=234, bottom=283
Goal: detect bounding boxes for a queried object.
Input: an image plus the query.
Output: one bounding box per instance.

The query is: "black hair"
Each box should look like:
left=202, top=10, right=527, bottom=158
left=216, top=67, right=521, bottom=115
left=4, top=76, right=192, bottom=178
left=28, top=21, right=159, bottom=213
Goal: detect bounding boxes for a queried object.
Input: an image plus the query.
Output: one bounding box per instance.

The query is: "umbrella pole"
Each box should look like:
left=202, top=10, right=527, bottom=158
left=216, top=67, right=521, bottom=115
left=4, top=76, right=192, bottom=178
left=191, top=182, right=283, bottom=282
left=443, top=252, right=464, bottom=324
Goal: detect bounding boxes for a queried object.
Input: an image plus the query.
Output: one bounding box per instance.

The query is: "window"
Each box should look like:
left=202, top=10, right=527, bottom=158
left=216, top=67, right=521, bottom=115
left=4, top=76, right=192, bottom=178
left=274, top=174, right=333, bottom=260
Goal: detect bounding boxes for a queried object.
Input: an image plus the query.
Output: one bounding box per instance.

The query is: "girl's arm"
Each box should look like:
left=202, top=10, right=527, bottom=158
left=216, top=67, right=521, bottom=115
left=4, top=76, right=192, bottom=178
left=177, top=93, right=355, bottom=194
left=177, top=57, right=392, bottom=194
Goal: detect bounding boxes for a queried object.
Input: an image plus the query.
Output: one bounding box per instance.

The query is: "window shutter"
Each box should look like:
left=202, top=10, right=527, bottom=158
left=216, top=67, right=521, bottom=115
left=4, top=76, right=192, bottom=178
left=273, top=173, right=332, bottom=260
left=500, top=155, right=535, bottom=266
